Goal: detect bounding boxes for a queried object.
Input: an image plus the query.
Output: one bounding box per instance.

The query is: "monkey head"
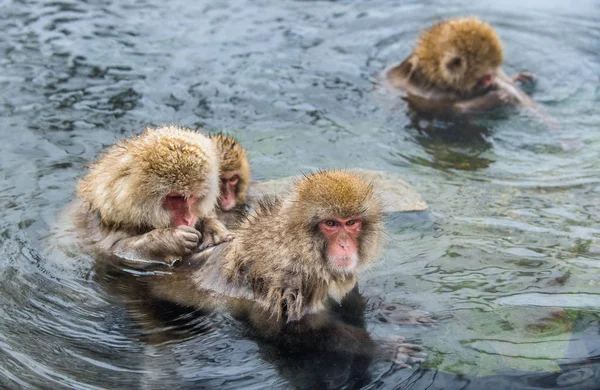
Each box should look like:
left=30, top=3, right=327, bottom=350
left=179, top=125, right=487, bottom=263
left=210, top=133, right=251, bottom=212
left=289, top=171, right=383, bottom=276
left=414, top=17, right=503, bottom=94
left=77, top=125, right=219, bottom=231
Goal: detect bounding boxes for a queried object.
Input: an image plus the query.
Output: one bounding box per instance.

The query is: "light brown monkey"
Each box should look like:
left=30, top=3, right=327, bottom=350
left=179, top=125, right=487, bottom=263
left=209, top=133, right=251, bottom=224
left=148, top=171, right=424, bottom=363
left=386, top=17, right=547, bottom=118
left=65, top=125, right=233, bottom=269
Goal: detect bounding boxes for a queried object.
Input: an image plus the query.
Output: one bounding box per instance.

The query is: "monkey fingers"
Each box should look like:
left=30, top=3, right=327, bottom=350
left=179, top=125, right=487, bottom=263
left=393, top=343, right=427, bottom=368
left=173, top=226, right=203, bottom=254
left=512, top=71, right=536, bottom=87
left=198, top=219, right=235, bottom=250
left=378, top=308, right=437, bottom=328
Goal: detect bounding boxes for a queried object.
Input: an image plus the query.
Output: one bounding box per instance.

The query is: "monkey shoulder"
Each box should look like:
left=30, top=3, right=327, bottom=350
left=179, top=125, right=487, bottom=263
left=386, top=56, right=414, bottom=89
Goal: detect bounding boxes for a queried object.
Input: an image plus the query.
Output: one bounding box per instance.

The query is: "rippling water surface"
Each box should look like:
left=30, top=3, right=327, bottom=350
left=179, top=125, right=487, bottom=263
left=1, top=0, right=599, bottom=388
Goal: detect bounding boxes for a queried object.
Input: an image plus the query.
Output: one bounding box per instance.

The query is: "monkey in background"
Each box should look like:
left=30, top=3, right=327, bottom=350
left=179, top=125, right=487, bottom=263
left=209, top=133, right=251, bottom=226
left=146, top=171, right=425, bottom=364
left=63, top=125, right=233, bottom=270
left=386, top=17, right=549, bottom=120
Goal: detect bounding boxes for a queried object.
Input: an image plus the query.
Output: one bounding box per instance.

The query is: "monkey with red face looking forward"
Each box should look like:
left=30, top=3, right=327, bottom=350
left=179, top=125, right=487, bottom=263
left=209, top=133, right=251, bottom=226
left=64, top=125, right=233, bottom=269
left=147, top=171, right=424, bottom=363
left=386, top=17, right=552, bottom=122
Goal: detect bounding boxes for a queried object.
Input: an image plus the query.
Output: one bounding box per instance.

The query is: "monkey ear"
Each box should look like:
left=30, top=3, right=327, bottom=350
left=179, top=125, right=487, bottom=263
left=444, top=55, right=465, bottom=74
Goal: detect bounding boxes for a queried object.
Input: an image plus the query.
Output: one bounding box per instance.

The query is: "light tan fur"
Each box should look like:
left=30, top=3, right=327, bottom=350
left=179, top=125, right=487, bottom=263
left=385, top=17, right=549, bottom=118
left=412, top=17, right=503, bottom=93
left=67, top=125, right=231, bottom=269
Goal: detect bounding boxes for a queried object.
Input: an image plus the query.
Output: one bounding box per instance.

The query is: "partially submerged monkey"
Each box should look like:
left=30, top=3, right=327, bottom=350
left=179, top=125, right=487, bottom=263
left=209, top=133, right=251, bottom=226
left=386, top=17, right=548, bottom=119
left=147, top=171, right=425, bottom=363
left=65, top=125, right=233, bottom=269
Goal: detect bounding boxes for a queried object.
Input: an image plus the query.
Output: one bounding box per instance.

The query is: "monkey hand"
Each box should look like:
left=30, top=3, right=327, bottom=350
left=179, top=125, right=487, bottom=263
left=198, top=218, right=235, bottom=251
left=148, top=226, right=202, bottom=264
left=454, top=89, right=514, bottom=113
left=512, top=71, right=536, bottom=88
left=377, top=308, right=437, bottom=329
left=379, top=336, right=426, bottom=369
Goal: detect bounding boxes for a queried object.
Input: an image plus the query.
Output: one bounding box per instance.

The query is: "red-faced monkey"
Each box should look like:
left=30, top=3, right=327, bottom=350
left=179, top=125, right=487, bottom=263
left=65, top=125, right=233, bottom=269
left=148, top=171, right=424, bottom=363
left=209, top=133, right=251, bottom=225
left=386, top=17, right=548, bottom=119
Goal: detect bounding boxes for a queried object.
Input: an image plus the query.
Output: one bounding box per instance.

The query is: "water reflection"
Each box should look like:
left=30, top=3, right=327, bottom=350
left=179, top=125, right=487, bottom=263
left=405, top=118, right=494, bottom=171
left=96, top=267, right=377, bottom=389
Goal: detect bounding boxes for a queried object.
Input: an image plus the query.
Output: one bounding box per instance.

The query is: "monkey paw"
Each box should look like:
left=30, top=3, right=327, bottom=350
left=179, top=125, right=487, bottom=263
left=199, top=219, right=235, bottom=250
left=512, top=71, right=536, bottom=88
left=170, top=226, right=203, bottom=256
left=378, top=307, right=437, bottom=328
left=379, top=335, right=426, bottom=368
left=393, top=339, right=427, bottom=368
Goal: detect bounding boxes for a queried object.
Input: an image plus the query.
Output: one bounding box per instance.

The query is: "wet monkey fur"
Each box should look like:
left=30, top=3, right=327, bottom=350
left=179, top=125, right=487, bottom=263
left=65, top=125, right=233, bottom=269
left=386, top=17, right=549, bottom=119
left=147, top=171, right=425, bottom=363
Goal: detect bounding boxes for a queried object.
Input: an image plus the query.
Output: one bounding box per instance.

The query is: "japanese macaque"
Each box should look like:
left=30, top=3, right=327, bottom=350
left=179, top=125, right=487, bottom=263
left=65, top=125, right=233, bottom=269
left=386, top=17, right=549, bottom=120
left=209, top=133, right=251, bottom=224
left=147, top=171, right=425, bottom=364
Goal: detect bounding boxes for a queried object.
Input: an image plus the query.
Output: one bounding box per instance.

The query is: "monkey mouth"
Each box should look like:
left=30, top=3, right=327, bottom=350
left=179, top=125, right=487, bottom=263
left=479, top=74, right=493, bottom=87
left=218, top=196, right=236, bottom=211
left=328, top=255, right=358, bottom=270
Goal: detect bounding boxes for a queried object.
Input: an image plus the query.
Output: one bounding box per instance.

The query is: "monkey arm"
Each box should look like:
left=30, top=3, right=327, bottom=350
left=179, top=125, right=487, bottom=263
left=330, top=284, right=367, bottom=328
left=102, top=226, right=202, bottom=269
left=452, top=88, right=517, bottom=113
left=249, top=307, right=377, bottom=357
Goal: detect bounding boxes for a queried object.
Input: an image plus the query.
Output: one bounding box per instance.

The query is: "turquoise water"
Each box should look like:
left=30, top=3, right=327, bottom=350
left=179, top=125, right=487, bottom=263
left=1, top=0, right=599, bottom=388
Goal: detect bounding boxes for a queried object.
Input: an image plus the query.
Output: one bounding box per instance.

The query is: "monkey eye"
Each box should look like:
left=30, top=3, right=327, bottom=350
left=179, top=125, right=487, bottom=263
left=346, top=219, right=357, bottom=226
left=324, top=220, right=337, bottom=227
left=229, top=175, right=239, bottom=183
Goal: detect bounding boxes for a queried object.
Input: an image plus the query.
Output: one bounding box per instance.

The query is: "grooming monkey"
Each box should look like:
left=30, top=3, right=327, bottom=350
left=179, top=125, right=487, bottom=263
left=209, top=133, right=251, bottom=226
left=386, top=17, right=547, bottom=118
left=147, top=171, right=425, bottom=363
left=65, top=125, right=233, bottom=269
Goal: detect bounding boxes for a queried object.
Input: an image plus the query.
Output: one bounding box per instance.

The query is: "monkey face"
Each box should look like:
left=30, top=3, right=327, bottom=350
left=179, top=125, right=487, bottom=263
left=319, top=215, right=363, bottom=274
left=210, top=133, right=251, bottom=209
left=218, top=171, right=241, bottom=211
left=162, top=193, right=199, bottom=227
